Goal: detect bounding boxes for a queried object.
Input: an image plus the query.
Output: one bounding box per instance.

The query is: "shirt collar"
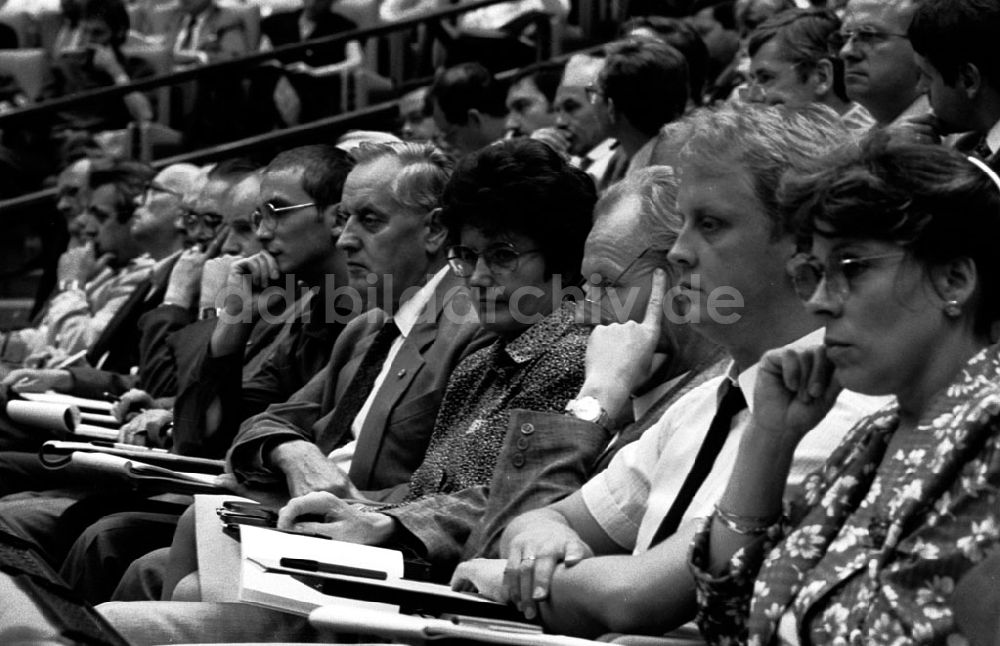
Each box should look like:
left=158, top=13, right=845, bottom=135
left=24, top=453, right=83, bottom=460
left=504, top=301, right=577, bottom=365
left=887, top=94, right=931, bottom=128
left=986, top=117, right=1000, bottom=156
left=585, top=138, right=618, bottom=162
left=392, top=265, right=449, bottom=338
left=726, top=327, right=827, bottom=415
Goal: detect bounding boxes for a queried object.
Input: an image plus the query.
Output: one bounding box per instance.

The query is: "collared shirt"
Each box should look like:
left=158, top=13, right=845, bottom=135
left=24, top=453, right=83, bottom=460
left=580, top=328, right=893, bottom=553
left=576, top=138, right=618, bottom=184
left=986, top=117, right=1000, bottom=157
left=840, top=101, right=875, bottom=134
left=885, top=94, right=931, bottom=128
left=14, top=255, right=156, bottom=364
left=327, top=266, right=449, bottom=470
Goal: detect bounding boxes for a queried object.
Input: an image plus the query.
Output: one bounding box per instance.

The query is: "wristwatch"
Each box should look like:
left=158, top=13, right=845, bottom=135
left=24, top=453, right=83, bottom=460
left=564, top=396, right=609, bottom=429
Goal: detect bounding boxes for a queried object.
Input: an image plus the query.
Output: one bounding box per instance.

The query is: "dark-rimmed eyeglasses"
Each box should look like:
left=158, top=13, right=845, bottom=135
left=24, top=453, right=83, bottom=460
left=250, top=200, right=316, bottom=232
left=584, top=247, right=670, bottom=306
left=834, top=26, right=909, bottom=49
left=447, top=243, right=540, bottom=277
left=786, top=252, right=906, bottom=303
left=181, top=208, right=225, bottom=231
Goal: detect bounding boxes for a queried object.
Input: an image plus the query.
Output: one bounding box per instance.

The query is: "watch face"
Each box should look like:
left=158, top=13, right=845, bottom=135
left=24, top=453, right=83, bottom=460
left=570, top=397, right=601, bottom=421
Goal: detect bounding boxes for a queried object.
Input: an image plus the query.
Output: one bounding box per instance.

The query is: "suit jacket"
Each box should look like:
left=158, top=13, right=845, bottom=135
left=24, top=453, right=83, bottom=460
left=170, top=290, right=348, bottom=458
left=65, top=254, right=181, bottom=400
left=227, top=272, right=492, bottom=493
left=163, top=3, right=250, bottom=61
left=262, top=9, right=356, bottom=66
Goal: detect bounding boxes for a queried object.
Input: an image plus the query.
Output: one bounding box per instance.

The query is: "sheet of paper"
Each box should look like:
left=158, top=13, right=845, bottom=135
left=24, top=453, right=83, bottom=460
left=239, top=525, right=403, bottom=616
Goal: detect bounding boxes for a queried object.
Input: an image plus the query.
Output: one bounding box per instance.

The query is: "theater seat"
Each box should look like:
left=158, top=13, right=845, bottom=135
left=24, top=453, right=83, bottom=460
left=121, top=44, right=174, bottom=124
left=0, top=48, right=49, bottom=102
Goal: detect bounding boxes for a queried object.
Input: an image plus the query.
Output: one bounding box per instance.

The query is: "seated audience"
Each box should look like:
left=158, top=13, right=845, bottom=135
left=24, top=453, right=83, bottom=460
left=1, top=162, right=156, bottom=371
left=747, top=9, right=874, bottom=132
left=453, top=105, right=889, bottom=638
left=504, top=61, right=563, bottom=138
left=428, top=62, right=508, bottom=158
left=259, top=0, right=359, bottom=125
left=691, top=139, right=1000, bottom=646
left=910, top=0, right=1000, bottom=170
left=46, top=0, right=155, bottom=136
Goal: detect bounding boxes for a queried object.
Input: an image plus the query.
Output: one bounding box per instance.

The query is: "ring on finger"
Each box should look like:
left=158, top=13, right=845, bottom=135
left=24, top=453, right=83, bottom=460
left=521, top=556, right=537, bottom=562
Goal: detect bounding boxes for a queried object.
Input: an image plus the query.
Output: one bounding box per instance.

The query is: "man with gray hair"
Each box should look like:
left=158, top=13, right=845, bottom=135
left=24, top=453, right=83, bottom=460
left=459, top=105, right=891, bottom=638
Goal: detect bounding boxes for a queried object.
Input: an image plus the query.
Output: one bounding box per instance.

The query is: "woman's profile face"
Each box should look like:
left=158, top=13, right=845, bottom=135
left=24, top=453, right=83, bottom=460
left=804, top=235, right=948, bottom=397
left=457, top=227, right=556, bottom=338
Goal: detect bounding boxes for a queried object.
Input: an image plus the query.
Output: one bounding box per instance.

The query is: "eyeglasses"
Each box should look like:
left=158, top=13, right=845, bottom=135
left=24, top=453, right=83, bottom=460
left=584, top=82, right=605, bottom=105
left=141, top=182, right=183, bottom=205
left=447, top=243, right=540, bottom=277
left=786, top=252, right=906, bottom=303
left=181, top=208, right=225, bottom=231
left=250, top=200, right=316, bottom=232
left=584, top=247, right=669, bottom=305
left=835, top=26, right=909, bottom=49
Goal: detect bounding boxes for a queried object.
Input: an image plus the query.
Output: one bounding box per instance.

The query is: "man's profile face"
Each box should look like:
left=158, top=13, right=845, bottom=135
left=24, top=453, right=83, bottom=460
left=186, top=178, right=228, bottom=245
left=748, top=38, right=819, bottom=109
left=131, top=169, right=184, bottom=242
left=87, top=183, right=139, bottom=263
left=553, top=85, right=609, bottom=157
left=257, top=168, right=331, bottom=275
left=669, top=160, right=796, bottom=341
left=839, top=0, right=921, bottom=118
left=579, top=194, right=662, bottom=328
left=336, top=157, right=436, bottom=308
left=221, top=175, right=263, bottom=257
left=914, top=54, right=972, bottom=136
left=505, top=77, right=555, bottom=137
left=56, top=160, right=91, bottom=221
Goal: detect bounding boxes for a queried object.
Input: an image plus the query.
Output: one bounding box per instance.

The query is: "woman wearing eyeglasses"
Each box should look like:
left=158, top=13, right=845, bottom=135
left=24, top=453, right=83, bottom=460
left=690, top=139, right=1000, bottom=645
left=270, top=138, right=599, bottom=573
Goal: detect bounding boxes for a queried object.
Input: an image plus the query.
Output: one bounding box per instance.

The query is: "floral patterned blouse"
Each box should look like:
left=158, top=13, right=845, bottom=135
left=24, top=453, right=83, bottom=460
left=690, top=344, right=1000, bottom=646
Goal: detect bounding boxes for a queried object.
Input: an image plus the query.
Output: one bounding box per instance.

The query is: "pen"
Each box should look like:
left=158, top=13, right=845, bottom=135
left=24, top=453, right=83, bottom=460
left=279, top=557, right=387, bottom=580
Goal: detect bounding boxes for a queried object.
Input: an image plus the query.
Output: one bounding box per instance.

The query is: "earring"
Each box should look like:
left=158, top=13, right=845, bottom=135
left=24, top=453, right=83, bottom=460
left=944, top=299, right=962, bottom=318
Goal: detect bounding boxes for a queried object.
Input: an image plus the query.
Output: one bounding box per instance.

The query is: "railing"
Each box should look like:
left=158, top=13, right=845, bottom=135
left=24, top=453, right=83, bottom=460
left=0, top=0, right=518, bottom=128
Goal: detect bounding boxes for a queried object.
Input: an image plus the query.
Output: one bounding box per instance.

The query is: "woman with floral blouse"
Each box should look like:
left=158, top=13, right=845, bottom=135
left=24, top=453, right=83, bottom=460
left=690, top=138, right=1000, bottom=645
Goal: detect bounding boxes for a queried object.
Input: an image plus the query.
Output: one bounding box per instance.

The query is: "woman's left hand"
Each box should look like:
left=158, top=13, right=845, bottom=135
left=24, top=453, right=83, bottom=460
left=276, top=491, right=395, bottom=544
left=750, top=345, right=842, bottom=450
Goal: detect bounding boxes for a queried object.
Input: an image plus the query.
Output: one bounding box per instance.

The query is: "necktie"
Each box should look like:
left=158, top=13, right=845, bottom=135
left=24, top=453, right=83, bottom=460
left=327, top=319, right=401, bottom=438
left=648, top=380, right=747, bottom=546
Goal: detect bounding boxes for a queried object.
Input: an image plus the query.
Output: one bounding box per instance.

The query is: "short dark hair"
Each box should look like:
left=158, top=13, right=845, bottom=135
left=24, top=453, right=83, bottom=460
left=622, top=16, right=710, bottom=105
left=89, top=161, right=154, bottom=222
left=265, top=145, right=354, bottom=211
left=780, top=135, right=1000, bottom=337
left=429, top=62, right=509, bottom=125
left=735, top=0, right=796, bottom=36
left=79, top=0, right=130, bottom=47
left=599, top=38, right=689, bottom=137
left=509, top=60, right=566, bottom=104
left=441, top=138, right=596, bottom=283
left=910, top=0, right=1000, bottom=90
left=748, top=9, right=848, bottom=102
left=207, top=156, right=260, bottom=183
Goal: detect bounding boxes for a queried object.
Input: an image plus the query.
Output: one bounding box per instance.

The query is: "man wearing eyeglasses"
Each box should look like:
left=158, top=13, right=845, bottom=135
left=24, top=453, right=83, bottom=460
left=746, top=8, right=874, bottom=132
left=838, top=0, right=931, bottom=129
